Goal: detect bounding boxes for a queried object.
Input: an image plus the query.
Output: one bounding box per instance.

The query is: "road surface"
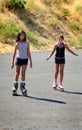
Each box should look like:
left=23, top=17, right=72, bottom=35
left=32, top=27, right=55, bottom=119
left=0, top=50, right=82, bottom=130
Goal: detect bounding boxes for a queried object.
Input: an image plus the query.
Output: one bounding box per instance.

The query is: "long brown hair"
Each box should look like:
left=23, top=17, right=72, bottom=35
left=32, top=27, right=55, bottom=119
left=16, top=30, right=26, bottom=42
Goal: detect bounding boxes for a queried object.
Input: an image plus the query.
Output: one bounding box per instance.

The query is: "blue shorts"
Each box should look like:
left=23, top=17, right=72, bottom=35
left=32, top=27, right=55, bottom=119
left=15, top=57, right=28, bottom=66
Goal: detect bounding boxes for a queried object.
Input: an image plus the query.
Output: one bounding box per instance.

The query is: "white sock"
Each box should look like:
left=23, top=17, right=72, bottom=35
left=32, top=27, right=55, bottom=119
left=14, top=81, right=18, bottom=84
left=20, top=81, right=25, bottom=83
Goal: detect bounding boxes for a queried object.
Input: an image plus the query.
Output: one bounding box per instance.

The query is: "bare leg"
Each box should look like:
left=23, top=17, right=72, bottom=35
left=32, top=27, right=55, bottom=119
left=59, top=64, right=65, bottom=92
left=12, top=65, right=20, bottom=95
left=60, top=64, right=65, bottom=85
left=20, top=65, right=27, bottom=95
left=14, top=65, right=20, bottom=81
left=54, top=64, right=59, bottom=83
left=21, top=65, right=27, bottom=81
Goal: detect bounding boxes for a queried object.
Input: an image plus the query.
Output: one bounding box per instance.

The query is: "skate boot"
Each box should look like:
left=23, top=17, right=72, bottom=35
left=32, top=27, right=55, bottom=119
left=52, top=82, right=58, bottom=90
left=58, top=84, right=64, bottom=92
left=20, top=82, right=27, bottom=96
left=12, top=82, right=18, bottom=96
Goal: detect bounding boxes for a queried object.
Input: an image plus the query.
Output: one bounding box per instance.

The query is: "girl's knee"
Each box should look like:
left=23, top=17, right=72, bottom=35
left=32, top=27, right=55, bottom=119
left=55, top=69, right=59, bottom=74
left=16, top=71, right=20, bottom=76
left=21, top=72, right=25, bottom=77
left=60, top=69, right=64, bottom=75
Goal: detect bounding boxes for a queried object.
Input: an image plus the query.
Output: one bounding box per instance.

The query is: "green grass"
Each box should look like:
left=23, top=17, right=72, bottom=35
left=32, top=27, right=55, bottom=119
left=0, top=18, right=39, bottom=47
left=69, top=23, right=80, bottom=31
left=26, top=31, right=49, bottom=49
left=26, top=31, right=37, bottom=43
left=61, top=8, right=69, bottom=16
left=78, top=34, right=82, bottom=43
left=0, top=0, right=82, bottom=51
left=0, top=20, right=4, bottom=29
left=26, top=0, right=41, bottom=13
left=1, top=0, right=26, bottom=10
left=0, top=20, right=25, bottom=44
left=75, top=35, right=82, bottom=49
left=45, top=16, right=57, bottom=27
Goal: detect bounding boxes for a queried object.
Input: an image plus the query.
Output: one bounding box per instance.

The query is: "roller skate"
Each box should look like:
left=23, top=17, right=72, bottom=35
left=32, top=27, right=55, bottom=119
left=58, top=84, right=64, bottom=92
left=52, top=81, right=58, bottom=90
left=12, top=82, right=18, bottom=96
left=20, top=82, right=27, bottom=96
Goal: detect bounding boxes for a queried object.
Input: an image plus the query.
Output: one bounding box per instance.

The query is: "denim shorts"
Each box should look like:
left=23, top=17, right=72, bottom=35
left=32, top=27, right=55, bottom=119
left=15, top=57, right=28, bottom=66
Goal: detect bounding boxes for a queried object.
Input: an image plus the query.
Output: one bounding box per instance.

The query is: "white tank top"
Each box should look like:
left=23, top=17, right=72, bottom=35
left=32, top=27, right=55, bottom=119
left=17, top=42, right=28, bottom=59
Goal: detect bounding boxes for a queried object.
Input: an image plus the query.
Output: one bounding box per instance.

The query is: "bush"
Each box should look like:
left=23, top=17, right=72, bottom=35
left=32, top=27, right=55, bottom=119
left=78, top=35, right=82, bottom=43
left=61, top=8, right=69, bottom=17
left=0, top=21, right=4, bottom=29
left=69, top=23, right=80, bottom=31
left=76, top=34, right=82, bottom=49
left=0, top=20, right=25, bottom=44
left=1, top=0, right=26, bottom=10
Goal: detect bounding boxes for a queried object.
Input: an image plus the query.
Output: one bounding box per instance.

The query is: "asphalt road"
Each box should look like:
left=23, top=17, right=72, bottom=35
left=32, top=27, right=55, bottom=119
left=0, top=50, right=82, bottom=130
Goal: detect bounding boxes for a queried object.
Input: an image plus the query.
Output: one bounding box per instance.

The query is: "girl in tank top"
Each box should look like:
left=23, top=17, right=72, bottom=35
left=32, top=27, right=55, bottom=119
left=11, top=30, right=32, bottom=96
left=46, top=35, right=78, bottom=92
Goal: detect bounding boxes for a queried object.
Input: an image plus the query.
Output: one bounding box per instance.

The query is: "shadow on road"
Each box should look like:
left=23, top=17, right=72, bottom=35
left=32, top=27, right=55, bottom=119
left=64, top=91, right=82, bottom=95
left=27, top=96, right=66, bottom=104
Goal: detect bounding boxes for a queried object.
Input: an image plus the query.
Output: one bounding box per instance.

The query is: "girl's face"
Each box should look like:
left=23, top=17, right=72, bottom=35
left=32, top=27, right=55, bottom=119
left=19, top=33, right=25, bottom=41
left=58, top=37, right=63, bottom=44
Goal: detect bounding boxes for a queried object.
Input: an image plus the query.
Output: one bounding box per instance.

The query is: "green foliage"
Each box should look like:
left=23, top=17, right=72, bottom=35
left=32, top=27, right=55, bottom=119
left=76, top=35, right=82, bottom=49
left=77, top=35, right=82, bottom=43
left=0, top=20, right=25, bottom=44
left=2, top=0, right=26, bottom=10
left=0, top=21, right=4, bottom=29
left=26, top=31, right=42, bottom=49
left=69, top=23, right=80, bottom=31
left=0, top=19, right=39, bottom=46
left=26, top=1, right=41, bottom=12
left=26, top=31, right=38, bottom=44
left=61, top=8, right=69, bottom=16
left=0, top=0, right=82, bottom=50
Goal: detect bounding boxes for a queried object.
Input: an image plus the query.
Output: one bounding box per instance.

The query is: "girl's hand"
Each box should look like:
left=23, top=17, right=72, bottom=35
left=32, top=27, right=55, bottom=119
left=30, top=61, right=32, bottom=68
left=46, top=57, right=50, bottom=60
left=75, top=54, right=78, bottom=56
left=11, top=62, right=14, bottom=68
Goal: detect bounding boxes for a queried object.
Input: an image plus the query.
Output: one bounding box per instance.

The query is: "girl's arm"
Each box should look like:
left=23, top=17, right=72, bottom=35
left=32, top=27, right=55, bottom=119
left=11, top=43, right=18, bottom=68
left=27, top=43, right=32, bottom=68
left=46, top=45, right=57, bottom=60
left=65, top=44, right=78, bottom=56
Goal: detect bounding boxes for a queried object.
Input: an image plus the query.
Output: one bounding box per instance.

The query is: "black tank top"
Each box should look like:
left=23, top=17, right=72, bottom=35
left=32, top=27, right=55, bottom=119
left=55, top=43, right=65, bottom=59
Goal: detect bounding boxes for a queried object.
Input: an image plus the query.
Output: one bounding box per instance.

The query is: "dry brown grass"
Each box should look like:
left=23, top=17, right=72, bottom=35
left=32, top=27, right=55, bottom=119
left=0, top=0, right=82, bottom=53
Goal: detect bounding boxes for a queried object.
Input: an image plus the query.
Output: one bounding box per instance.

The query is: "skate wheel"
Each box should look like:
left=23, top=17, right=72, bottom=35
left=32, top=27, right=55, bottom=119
left=58, top=87, right=64, bottom=92
left=23, top=92, right=27, bottom=96
left=12, top=93, right=18, bottom=96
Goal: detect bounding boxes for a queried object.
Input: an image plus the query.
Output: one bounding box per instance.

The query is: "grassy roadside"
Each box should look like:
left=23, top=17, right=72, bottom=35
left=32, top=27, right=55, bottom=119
left=0, top=0, right=82, bottom=53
